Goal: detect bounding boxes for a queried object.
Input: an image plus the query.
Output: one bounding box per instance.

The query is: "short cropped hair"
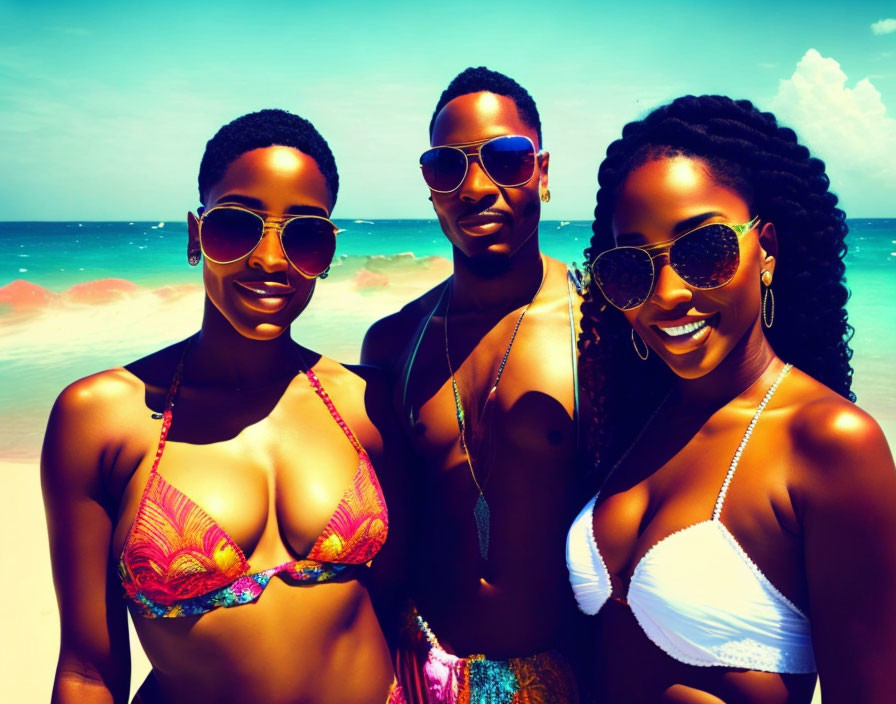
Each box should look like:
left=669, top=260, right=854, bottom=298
left=429, top=66, right=542, bottom=145
left=197, top=109, right=339, bottom=206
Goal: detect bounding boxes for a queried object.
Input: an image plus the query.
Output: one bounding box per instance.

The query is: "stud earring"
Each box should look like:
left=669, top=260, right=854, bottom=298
left=631, top=328, right=650, bottom=361
left=540, top=187, right=551, bottom=203
left=761, top=270, right=773, bottom=287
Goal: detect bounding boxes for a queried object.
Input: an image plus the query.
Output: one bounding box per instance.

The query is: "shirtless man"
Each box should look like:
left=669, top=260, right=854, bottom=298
left=362, top=67, right=583, bottom=703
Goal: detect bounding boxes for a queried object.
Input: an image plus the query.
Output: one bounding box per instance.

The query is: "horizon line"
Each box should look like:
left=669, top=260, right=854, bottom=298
left=1, top=216, right=894, bottom=224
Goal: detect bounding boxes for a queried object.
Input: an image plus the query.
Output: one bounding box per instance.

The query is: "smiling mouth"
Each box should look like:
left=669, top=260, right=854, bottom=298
left=661, top=319, right=709, bottom=337
left=653, top=313, right=719, bottom=349
left=234, top=280, right=296, bottom=310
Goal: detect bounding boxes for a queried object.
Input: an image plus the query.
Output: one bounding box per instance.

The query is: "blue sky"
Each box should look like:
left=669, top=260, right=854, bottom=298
left=1, top=0, right=894, bottom=219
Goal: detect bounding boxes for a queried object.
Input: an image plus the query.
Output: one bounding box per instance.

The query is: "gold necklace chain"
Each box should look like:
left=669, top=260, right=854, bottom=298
left=444, top=257, right=547, bottom=560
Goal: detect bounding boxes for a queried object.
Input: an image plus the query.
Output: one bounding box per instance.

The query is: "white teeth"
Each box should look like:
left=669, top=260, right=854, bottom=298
left=660, top=319, right=708, bottom=337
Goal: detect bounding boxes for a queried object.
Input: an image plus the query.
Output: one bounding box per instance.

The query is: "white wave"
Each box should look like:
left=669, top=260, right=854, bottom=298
left=0, top=260, right=450, bottom=372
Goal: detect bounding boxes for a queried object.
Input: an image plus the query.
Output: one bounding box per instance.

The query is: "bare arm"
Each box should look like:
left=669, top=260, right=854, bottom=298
left=798, top=402, right=896, bottom=703
left=356, top=365, right=414, bottom=650
left=41, top=376, right=132, bottom=704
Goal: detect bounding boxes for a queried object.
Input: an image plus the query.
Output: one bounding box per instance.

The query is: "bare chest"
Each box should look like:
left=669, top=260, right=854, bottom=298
left=405, top=310, right=578, bottom=474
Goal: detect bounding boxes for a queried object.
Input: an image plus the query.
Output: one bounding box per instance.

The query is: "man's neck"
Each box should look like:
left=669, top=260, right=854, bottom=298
left=449, top=234, right=545, bottom=314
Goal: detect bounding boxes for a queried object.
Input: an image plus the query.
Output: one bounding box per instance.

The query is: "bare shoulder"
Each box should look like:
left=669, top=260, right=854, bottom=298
left=360, top=279, right=449, bottom=371
left=44, top=342, right=184, bottom=481
left=304, top=355, right=404, bottom=459
left=42, top=367, right=148, bottom=494
left=52, top=338, right=185, bottom=423
left=786, top=371, right=894, bottom=483
left=301, top=353, right=384, bottom=411
left=50, top=368, right=145, bottom=430
left=544, top=254, right=583, bottom=293
left=307, top=353, right=373, bottom=396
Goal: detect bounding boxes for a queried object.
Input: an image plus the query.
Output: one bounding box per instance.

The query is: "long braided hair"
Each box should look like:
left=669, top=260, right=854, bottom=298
left=579, top=95, right=854, bottom=473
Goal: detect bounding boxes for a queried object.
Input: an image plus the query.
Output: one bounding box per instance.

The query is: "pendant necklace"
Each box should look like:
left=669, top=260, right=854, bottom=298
left=443, top=258, right=547, bottom=560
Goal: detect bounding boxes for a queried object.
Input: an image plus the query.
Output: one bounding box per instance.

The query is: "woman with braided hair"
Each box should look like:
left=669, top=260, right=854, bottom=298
left=566, top=95, right=896, bottom=703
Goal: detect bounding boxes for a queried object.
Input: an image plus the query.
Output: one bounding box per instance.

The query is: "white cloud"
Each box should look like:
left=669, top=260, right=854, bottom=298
left=871, top=18, right=896, bottom=35
left=770, top=49, right=896, bottom=216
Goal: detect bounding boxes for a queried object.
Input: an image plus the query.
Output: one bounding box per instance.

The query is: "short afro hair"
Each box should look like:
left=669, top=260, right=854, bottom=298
left=429, top=66, right=542, bottom=146
left=197, top=109, right=339, bottom=207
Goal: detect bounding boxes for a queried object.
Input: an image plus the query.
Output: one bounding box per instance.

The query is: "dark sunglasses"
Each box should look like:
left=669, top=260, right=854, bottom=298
left=591, top=217, right=760, bottom=310
left=198, top=205, right=340, bottom=278
left=419, top=134, right=538, bottom=193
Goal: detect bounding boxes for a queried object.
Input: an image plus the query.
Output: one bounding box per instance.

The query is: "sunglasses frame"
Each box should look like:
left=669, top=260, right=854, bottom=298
left=592, top=216, right=761, bottom=311
left=419, top=134, right=541, bottom=193
left=198, top=204, right=342, bottom=278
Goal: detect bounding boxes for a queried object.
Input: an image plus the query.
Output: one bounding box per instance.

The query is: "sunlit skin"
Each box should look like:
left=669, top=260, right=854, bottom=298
left=189, top=146, right=332, bottom=342
left=586, top=155, right=896, bottom=703
left=429, top=91, right=549, bottom=266
left=615, top=156, right=778, bottom=386
left=42, top=145, right=406, bottom=704
left=362, top=91, right=584, bottom=664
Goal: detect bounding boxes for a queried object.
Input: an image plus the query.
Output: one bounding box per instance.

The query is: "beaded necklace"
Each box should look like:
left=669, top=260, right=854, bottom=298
left=444, top=258, right=547, bottom=561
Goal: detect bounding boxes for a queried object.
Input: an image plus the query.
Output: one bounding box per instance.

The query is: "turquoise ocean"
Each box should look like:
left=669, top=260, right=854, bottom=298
left=1, top=219, right=894, bottom=460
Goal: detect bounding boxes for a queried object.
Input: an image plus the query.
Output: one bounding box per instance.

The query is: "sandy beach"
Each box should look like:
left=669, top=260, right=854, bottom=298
left=0, top=459, right=153, bottom=702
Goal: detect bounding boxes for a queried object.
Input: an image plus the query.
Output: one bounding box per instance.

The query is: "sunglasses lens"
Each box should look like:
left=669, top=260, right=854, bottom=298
left=671, top=224, right=740, bottom=288
left=593, top=248, right=654, bottom=310
left=420, top=147, right=467, bottom=192
left=282, top=218, right=337, bottom=277
left=200, top=207, right=263, bottom=262
left=480, top=135, right=535, bottom=187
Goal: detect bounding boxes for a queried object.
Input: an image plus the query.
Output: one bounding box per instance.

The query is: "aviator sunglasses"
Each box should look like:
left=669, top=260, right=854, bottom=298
left=591, top=217, right=760, bottom=310
left=198, top=205, right=340, bottom=278
left=419, top=134, right=538, bottom=193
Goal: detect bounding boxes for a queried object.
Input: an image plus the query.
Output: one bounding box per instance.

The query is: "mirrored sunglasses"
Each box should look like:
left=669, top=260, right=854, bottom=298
left=419, top=135, right=537, bottom=193
left=591, top=218, right=760, bottom=310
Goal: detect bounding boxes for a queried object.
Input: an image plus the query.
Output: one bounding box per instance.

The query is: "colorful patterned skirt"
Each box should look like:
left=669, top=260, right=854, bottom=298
left=395, top=605, right=579, bottom=704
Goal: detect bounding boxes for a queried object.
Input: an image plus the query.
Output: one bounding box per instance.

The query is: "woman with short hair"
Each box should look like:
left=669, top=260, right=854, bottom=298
left=43, top=109, right=406, bottom=704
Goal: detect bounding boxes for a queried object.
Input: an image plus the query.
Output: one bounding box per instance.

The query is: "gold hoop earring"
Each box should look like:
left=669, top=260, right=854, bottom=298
left=631, top=328, right=649, bottom=361
left=762, top=285, right=775, bottom=328
left=540, top=187, right=550, bottom=203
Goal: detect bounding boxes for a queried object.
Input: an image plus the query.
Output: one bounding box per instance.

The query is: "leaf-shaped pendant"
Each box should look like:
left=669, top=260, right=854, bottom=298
left=474, top=493, right=490, bottom=560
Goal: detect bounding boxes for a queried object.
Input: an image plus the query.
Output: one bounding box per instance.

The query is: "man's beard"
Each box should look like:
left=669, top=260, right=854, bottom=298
left=463, top=249, right=515, bottom=278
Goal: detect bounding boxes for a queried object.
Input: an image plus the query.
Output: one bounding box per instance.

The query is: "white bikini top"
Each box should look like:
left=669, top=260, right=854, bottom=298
left=566, top=364, right=816, bottom=673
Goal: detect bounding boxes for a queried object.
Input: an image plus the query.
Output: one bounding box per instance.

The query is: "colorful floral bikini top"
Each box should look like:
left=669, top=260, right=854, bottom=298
left=118, top=349, right=389, bottom=618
